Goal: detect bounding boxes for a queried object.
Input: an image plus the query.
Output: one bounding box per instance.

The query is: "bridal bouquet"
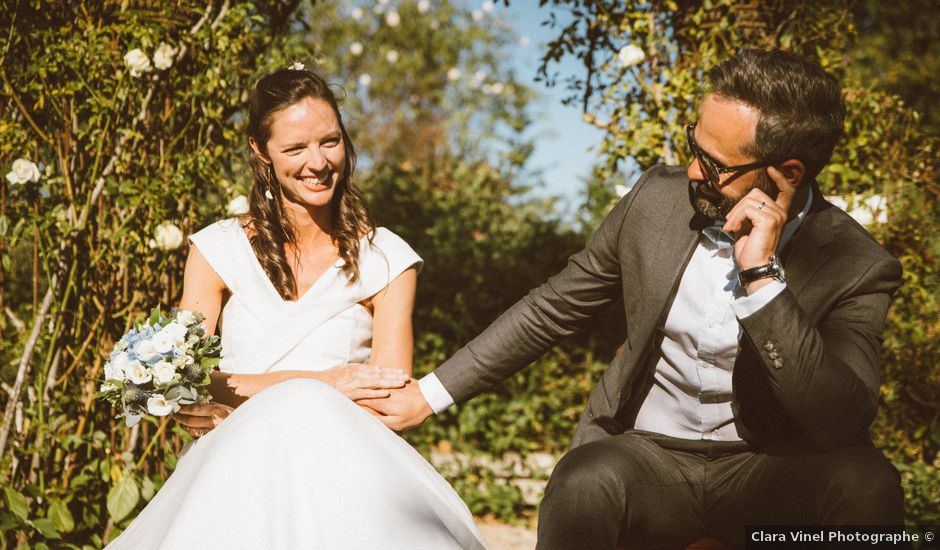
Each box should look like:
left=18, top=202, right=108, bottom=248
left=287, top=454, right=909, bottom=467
left=98, top=307, right=221, bottom=426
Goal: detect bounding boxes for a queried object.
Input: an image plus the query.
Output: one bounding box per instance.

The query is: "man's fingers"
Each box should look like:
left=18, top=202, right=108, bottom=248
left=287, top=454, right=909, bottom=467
left=767, top=166, right=796, bottom=212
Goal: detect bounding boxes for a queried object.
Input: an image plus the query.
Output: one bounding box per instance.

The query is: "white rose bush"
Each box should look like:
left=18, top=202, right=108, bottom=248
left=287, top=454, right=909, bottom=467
left=6, top=158, right=41, bottom=185
left=97, top=307, right=220, bottom=427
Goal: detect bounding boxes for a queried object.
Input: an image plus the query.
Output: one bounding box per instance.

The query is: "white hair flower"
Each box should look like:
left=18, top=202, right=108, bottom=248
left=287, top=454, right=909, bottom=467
left=288, top=62, right=305, bottom=71
left=6, top=158, right=40, bottom=185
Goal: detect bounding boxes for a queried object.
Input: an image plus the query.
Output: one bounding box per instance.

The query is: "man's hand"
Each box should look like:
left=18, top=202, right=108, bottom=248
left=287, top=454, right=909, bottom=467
left=358, top=379, right=433, bottom=432
left=723, top=166, right=796, bottom=294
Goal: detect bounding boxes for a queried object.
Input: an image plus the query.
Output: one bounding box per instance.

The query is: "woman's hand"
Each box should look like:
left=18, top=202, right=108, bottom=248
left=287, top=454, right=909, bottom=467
left=174, top=403, right=235, bottom=438
left=316, top=363, right=409, bottom=401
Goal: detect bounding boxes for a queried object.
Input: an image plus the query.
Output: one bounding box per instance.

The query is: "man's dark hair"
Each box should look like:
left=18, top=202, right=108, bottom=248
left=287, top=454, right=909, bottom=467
left=706, top=49, right=845, bottom=180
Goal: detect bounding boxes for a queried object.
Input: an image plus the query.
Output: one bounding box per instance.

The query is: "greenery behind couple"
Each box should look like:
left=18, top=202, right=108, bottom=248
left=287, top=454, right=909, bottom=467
left=0, top=0, right=936, bottom=547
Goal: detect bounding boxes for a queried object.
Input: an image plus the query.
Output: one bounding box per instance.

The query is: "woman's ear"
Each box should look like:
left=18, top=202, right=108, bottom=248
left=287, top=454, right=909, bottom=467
left=777, top=158, right=805, bottom=187
left=248, top=137, right=270, bottom=165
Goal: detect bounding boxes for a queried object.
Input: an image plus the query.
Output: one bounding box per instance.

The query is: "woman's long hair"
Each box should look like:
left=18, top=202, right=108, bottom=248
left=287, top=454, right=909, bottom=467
left=245, top=68, right=374, bottom=299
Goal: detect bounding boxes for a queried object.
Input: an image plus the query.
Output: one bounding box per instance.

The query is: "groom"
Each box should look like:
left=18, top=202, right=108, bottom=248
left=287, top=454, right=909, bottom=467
left=367, top=49, right=904, bottom=548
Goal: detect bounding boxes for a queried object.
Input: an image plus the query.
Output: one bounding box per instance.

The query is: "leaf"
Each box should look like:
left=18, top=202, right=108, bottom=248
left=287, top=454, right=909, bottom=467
left=3, top=488, right=28, bottom=521
left=106, top=475, right=140, bottom=523
left=48, top=499, right=75, bottom=533
left=140, top=477, right=156, bottom=502
left=201, top=356, right=220, bottom=369
left=32, top=518, right=60, bottom=539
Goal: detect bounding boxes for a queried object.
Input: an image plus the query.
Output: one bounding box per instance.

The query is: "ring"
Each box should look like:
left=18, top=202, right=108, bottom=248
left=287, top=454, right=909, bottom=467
left=757, top=201, right=765, bottom=211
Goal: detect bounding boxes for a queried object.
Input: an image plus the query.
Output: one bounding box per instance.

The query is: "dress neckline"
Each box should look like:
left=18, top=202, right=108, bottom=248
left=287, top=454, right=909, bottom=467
left=235, top=223, right=344, bottom=304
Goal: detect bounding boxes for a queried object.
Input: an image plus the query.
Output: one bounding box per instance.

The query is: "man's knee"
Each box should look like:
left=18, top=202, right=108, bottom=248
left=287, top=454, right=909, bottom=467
left=819, top=447, right=904, bottom=523
left=543, top=440, right=637, bottom=511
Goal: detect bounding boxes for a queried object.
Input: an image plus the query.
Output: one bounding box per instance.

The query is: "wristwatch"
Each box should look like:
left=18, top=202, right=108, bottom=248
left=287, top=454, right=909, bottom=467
left=738, top=255, right=786, bottom=287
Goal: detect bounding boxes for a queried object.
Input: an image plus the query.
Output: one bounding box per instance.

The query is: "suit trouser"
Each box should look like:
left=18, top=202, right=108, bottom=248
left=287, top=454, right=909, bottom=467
left=536, top=430, right=904, bottom=550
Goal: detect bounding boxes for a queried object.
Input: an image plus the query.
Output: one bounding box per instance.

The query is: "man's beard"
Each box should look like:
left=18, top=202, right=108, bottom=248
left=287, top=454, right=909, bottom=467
left=688, top=171, right=775, bottom=222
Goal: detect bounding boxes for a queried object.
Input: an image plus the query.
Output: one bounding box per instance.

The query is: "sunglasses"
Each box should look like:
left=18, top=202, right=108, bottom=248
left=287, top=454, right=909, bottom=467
left=686, top=123, right=769, bottom=186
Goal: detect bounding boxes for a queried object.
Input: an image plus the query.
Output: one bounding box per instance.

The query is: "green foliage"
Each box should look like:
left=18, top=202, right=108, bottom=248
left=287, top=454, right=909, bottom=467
left=538, top=0, right=939, bottom=523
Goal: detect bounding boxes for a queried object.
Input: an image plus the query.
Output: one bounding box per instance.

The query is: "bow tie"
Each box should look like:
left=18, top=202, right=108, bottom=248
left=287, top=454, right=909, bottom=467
left=702, top=224, right=735, bottom=250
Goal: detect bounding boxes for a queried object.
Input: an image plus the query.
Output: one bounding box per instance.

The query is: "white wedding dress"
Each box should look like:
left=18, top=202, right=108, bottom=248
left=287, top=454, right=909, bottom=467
left=107, top=219, right=486, bottom=550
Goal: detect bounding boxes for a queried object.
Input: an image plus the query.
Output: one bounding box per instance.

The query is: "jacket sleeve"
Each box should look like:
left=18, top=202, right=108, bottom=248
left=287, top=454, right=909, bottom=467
left=738, top=254, right=902, bottom=449
left=433, top=168, right=661, bottom=405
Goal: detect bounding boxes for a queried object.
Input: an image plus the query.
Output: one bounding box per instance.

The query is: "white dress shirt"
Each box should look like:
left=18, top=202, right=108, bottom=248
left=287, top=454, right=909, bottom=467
left=419, top=190, right=813, bottom=442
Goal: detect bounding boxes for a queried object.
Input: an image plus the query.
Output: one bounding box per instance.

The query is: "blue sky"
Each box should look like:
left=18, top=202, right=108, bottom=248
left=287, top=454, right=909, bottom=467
left=491, top=1, right=609, bottom=211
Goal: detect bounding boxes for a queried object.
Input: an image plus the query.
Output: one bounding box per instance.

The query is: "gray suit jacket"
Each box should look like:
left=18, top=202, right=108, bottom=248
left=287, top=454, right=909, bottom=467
left=435, top=165, right=903, bottom=451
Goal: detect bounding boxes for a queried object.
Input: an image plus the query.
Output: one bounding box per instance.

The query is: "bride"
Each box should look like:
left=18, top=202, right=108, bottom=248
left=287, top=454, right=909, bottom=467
left=106, top=66, right=485, bottom=549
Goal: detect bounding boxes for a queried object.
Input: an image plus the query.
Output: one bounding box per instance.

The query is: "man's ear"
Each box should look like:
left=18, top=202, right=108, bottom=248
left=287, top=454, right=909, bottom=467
left=248, top=137, right=270, bottom=165
left=777, top=159, right=805, bottom=187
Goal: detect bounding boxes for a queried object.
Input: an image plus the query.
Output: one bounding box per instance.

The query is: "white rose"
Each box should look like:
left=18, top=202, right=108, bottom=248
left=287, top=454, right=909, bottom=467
left=417, top=0, right=430, bottom=14
left=151, top=361, right=177, bottom=385
left=104, top=362, right=123, bottom=381
left=350, top=42, right=363, bottom=56
left=162, top=321, right=189, bottom=344
left=123, top=48, right=152, bottom=77
left=226, top=194, right=249, bottom=216
left=175, top=309, right=196, bottom=326
left=146, top=394, right=179, bottom=416
left=386, top=50, right=399, bottom=63
left=151, top=330, right=176, bottom=354
left=617, top=44, right=645, bottom=67
left=108, top=352, right=138, bottom=380
left=446, top=68, right=461, bottom=81
left=151, top=222, right=184, bottom=250
left=351, top=7, right=363, bottom=20
left=153, top=42, right=178, bottom=71
left=385, top=11, right=400, bottom=27
left=126, top=362, right=153, bottom=385
left=6, top=158, right=41, bottom=185
left=133, top=339, right=159, bottom=363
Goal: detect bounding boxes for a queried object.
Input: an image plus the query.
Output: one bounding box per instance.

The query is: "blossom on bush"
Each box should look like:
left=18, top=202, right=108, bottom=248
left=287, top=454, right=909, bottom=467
left=617, top=44, right=645, bottom=67
left=386, top=50, right=399, bottom=63
left=124, top=48, right=152, bottom=77
left=351, top=7, right=363, bottom=20
left=386, top=11, right=400, bottom=27
left=5, top=158, right=40, bottom=185
left=150, top=222, right=185, bottom=250
left=417, top=0, right=430, bottom=14
left=826, top=194, right=888, bottom=226
left=226, top=195, right=249, bottom=216
left=447, top=68, right=462, bottom=81
left=153, top=42, right=178, bottom=70
left=358, top=73, right=372, bottom=87
left=350, top=41, right=363, bottom=56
